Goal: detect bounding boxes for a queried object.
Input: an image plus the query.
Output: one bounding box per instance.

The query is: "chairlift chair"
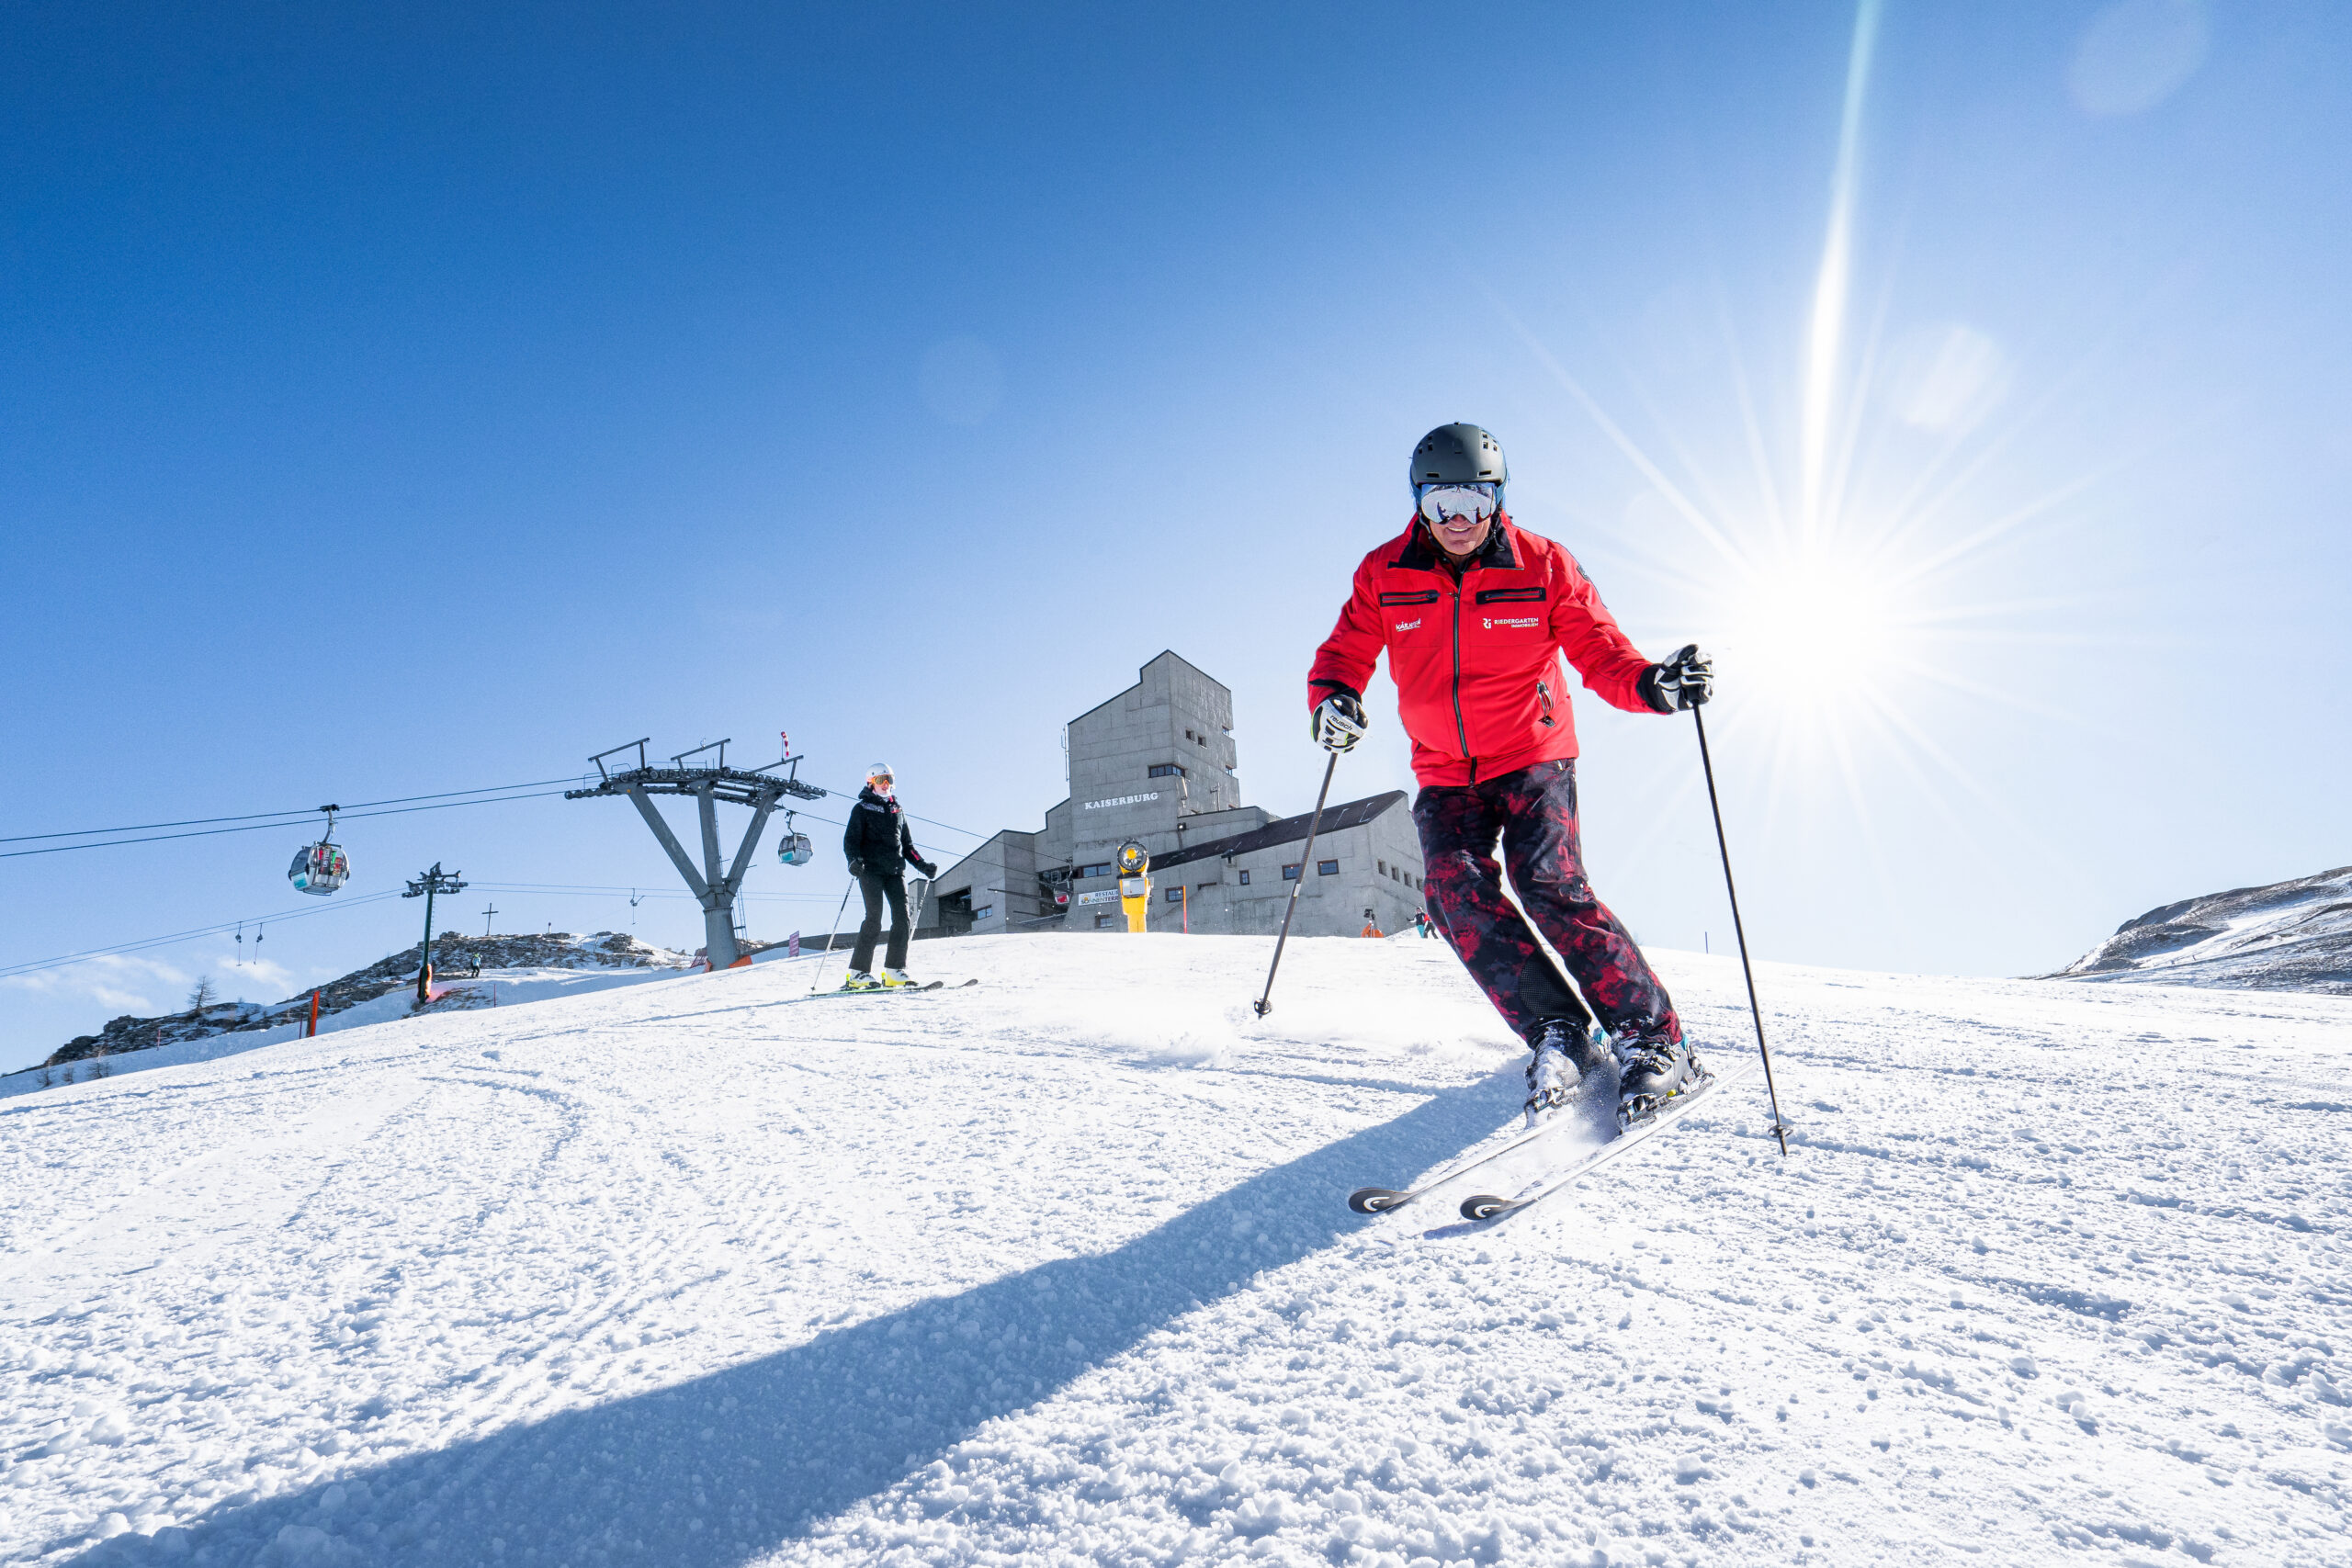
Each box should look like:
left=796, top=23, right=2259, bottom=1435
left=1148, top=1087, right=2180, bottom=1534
left=288, top=806, right=351, bottom=896
left=775, top=809, right=814, bottom=867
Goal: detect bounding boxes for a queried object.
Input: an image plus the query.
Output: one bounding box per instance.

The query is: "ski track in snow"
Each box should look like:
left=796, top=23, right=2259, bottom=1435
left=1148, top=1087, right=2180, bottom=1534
left=2, top=935, right=2347, bottom=1566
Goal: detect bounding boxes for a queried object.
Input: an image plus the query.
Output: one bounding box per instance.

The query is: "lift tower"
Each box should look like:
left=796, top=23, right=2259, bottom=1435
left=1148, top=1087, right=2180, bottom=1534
left=566, top=738, right=824, bottom=970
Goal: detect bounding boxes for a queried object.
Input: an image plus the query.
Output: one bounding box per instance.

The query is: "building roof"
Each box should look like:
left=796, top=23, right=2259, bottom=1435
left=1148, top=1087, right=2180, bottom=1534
left=1149, top=791, right=1408, bottom=874
left=1065, top=649, right=1226, bottom=728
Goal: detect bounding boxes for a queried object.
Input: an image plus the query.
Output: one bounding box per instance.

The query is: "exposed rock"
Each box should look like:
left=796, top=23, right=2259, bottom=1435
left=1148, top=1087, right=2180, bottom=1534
left=2048, top=865, right=2352, bottom=995
left=39, top=931, right=693, bottom=1066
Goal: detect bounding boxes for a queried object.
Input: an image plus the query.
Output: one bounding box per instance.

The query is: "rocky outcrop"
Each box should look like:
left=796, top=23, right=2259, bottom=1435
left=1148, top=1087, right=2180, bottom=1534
left=41, top=931, right=692, bottom=1066
left=2049, top=865, right=2352, bottom=995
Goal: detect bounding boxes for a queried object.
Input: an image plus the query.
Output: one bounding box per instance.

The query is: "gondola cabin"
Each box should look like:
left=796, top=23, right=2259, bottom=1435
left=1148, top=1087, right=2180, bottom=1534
left=288, top=840, right=350, bottom=895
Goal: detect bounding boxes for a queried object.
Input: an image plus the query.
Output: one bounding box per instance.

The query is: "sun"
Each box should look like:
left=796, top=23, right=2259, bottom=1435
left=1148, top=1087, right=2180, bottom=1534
left=1709, top=538, right=1919, bottom=724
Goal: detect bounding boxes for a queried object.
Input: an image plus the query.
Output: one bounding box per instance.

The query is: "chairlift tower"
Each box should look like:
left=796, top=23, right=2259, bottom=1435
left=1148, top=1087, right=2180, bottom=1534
left=566, top=737, right=823, bottom=971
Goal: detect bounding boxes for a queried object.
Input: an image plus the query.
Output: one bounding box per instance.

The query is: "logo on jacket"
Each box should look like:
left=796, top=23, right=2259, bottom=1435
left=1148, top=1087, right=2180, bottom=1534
left=1393, top=617, right=1421, bottom=632
left=1483, top=615, right=1541, bottom=630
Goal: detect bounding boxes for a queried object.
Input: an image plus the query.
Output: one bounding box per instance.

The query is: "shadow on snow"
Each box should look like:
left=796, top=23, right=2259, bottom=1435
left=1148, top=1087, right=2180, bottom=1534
left=66, top=1067, right=1522, bottom=1567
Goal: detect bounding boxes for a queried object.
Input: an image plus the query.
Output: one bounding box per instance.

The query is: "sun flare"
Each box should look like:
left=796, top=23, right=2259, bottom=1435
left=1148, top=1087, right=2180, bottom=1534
left=1710, top=542, right=1916, bottom=721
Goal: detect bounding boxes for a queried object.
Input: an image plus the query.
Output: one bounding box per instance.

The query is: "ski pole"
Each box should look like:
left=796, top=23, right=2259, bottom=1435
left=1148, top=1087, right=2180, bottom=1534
left=809, top=878, right=856, bottom=994
left=1691, top=705, right=1792, bottom=1155
left=1251, top=750, right=1340, bottom=1017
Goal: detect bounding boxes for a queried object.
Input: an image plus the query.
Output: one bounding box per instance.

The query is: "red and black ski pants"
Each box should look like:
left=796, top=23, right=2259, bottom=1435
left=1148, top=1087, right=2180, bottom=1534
left=1412, top=758, right=1680, bottom=1052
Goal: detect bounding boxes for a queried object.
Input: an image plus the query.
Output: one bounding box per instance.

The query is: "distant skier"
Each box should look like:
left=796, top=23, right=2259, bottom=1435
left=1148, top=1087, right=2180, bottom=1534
left=841, top=763, right=940, bottom=990
left=1413, top=910, right=1435, bottom=940
left=1306, top=423, right=1714, bottom=1129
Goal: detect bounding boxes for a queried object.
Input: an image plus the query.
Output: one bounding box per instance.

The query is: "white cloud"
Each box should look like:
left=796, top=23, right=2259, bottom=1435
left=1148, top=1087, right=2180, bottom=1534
left=1, top=945, right=300, bottom=1021
left=2, top=953, right=192, bottom=1017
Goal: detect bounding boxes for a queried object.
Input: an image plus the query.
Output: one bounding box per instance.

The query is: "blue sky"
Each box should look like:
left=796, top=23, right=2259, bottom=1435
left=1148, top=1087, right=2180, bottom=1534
left=5, top=1, right=2346, bottom=1068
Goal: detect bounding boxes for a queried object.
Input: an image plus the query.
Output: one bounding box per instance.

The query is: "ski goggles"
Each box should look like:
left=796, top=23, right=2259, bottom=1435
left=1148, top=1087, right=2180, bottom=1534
left=1416, top=482, right=1498, bottom=525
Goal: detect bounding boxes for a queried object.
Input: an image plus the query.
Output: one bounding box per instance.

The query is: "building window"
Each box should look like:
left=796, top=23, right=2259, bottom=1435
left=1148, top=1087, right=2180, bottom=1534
left=1390, top=865, right=1401, bottom=881
left=1148, top=763, right=1186, bottom=779
left=1318, top=860, right=1340, bottom=876
left=1238, top=868, right=1251, bottom=886
left=974, top=905, right=994, bottom=920
left=1080, top=863, right=1112, bottom=879
left=1165, top=886, right=1184, bottom=903
left=1095, top=913, right=1117, bottom=930
left=1377, top=859, right=1387, bottom=875
left=1282, top=863, right=1300, bottom=881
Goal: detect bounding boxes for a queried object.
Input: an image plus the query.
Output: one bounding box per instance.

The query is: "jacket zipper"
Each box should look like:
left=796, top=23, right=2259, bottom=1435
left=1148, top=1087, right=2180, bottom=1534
left=1537, top=679, right=1554, bottom=728
left=1449, top=583, right=1475, bottom=782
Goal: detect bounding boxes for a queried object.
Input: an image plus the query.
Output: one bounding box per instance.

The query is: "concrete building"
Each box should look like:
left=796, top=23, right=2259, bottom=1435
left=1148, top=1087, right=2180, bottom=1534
left=930, top=651, right=1430, bottom=939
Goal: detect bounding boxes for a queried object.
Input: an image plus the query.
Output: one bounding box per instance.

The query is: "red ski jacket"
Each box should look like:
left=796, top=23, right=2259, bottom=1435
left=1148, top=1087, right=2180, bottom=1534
left=1308, top=514, right=1658, bottom=788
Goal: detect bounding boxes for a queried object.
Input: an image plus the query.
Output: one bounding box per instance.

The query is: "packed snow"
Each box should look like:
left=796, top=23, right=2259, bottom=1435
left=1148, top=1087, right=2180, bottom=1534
left=3, top=933, right=2347, bottom=1566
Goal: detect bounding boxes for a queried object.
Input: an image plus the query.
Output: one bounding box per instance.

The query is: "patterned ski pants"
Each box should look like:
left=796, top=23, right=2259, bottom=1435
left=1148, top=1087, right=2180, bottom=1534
left=1412, top=758, right=1680, bottom=1052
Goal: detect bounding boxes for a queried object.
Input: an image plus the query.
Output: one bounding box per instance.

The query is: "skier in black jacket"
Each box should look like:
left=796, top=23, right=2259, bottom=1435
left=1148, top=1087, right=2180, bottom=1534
left=841, top=763, right=939, bottom=989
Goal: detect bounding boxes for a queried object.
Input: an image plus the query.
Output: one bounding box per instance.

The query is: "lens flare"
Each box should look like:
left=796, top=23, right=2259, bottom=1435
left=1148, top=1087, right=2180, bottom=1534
left=1491, top=0, right=2095, bottom=858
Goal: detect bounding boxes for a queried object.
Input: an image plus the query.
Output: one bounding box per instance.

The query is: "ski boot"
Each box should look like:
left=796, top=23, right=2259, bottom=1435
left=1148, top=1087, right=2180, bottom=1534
left=1523, top=1018, right=1602, bottom=1128
left=1614, top=1036, right=1699, bottom=1129
left=840, top=970, right=885, bottom=992
left=881, top=967, right=914, bottom=988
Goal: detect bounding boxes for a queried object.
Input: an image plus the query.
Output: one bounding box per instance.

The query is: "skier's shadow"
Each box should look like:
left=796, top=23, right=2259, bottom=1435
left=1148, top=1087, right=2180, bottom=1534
left=62, top=1067, right=1521, bottom=1567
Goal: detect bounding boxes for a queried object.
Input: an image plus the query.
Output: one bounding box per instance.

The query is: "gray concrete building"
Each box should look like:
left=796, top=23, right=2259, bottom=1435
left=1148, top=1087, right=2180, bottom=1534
left=930, top=651, right=1430, bottom=939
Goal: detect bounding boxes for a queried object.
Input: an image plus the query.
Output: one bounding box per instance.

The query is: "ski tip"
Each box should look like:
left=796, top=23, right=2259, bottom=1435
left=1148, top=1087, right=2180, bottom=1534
left=958, top=978, right=978, bottom=987
left=1348, top=1188, right=1410, bottom=1215
left=1460, top=1194, right=1513, bottom=1222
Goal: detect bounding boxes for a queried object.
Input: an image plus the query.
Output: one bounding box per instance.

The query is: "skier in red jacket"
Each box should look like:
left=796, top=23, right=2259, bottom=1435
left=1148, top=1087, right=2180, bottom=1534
left=1308, top=423, right=1714, bottom=1130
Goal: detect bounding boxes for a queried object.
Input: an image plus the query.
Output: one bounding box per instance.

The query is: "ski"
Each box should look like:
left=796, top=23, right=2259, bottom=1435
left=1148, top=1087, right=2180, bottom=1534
left=1456, top=1060, right=1750, bottom=1222
left=786, top=979, right=977, bottom=1005
left=1347, top=1103, right=1598, bottom=1214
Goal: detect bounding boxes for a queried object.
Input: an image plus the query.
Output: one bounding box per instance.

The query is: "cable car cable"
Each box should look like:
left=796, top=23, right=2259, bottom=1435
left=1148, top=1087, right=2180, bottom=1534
left=0, top=788, right=569, bottom=861
left=0, top=776, right=583, bottom=845
left=0, top=890, right=408, bottom=980
left=808, top=784, right=987, bottom=842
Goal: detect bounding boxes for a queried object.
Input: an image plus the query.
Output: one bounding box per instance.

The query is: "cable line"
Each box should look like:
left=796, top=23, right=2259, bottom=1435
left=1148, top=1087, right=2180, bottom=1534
left=0, top=890, right=408, bottom=980
left=0, top=777, right=583, bottom=845
left=0, top=789, right=570, bottom=861
left=811, top=784, right=988, bottom=842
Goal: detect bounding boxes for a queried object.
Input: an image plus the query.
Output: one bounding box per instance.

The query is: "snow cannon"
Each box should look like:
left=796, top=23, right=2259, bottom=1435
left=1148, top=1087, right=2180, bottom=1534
left=1116, top=840, right=1150, bottom=934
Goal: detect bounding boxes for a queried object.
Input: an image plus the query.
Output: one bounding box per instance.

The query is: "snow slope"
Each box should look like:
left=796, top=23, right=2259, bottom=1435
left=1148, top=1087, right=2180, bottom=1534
left=2054, top=864, right=2352, bottom=995
left=3, top=955, right=698, bottom=1101
left=3, top=935, right=2347, bottom=1567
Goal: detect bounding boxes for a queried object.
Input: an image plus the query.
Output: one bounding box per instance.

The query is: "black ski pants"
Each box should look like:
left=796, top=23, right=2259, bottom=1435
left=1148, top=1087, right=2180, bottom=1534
left=850, top=871, right=910, bottom=974
left=1413, top=758, right=1681, bottom=1055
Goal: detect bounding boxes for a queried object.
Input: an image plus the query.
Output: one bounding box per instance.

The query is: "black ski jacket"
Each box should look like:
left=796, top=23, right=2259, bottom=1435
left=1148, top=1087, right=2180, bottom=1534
left=843, top=786, right=933, bottom=878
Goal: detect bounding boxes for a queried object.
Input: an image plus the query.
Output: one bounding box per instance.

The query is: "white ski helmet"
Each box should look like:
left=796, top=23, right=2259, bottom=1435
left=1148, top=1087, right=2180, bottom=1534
left=866, top=762, right=895, bottom=784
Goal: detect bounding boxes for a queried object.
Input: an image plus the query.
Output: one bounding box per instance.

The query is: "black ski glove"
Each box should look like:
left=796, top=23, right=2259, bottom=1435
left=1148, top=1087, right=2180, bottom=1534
left=1639, top=644, right=1713, bottom=713
left=846, top=857, right=866, bottom=879
left=915, top=858, right=939, bottom=879
left=1312, top=687, right=1368, bottom=752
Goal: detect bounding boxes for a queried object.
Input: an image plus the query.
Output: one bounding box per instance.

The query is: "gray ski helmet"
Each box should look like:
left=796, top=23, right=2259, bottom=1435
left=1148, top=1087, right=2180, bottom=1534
left=1409, top=423, right=1508, bottom=489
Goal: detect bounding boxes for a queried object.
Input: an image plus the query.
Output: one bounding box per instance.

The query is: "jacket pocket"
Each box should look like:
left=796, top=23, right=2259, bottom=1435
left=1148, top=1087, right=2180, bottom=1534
left=1378, top=590, right=1442, bottom=606
left=1474, top=584, right=1546, bottom=605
